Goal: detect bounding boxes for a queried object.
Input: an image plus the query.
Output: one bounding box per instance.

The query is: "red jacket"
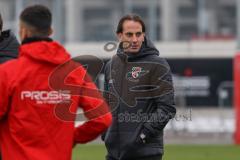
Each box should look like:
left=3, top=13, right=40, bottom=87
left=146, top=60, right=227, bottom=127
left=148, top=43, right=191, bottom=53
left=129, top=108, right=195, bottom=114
left=0, top=38, right=112, bottom=160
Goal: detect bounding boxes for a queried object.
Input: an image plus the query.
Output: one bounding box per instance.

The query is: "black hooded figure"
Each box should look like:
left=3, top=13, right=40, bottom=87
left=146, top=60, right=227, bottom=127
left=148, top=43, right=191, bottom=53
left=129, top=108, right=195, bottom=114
left=0, top=13, right=19, bottom=64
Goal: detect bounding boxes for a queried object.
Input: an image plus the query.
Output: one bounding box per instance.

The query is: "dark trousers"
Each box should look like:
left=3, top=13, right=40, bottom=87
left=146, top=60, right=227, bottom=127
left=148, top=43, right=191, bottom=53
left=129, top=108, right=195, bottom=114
left=107, top=155, right=162, bottom=160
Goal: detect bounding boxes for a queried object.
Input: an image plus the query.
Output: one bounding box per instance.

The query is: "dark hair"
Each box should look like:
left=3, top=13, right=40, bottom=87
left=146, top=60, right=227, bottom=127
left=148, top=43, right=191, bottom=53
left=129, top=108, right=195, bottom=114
left=20, top=5, right=52, bottom=36
left=116, top=14, right=145, bottom=34
left=0, top=13, right=2, bottom=32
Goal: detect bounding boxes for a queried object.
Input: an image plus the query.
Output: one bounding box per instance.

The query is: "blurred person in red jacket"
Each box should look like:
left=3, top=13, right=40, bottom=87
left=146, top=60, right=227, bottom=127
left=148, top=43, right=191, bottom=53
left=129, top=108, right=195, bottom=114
left=0, top=5, right=112, bottom=160
left=0, top=12, right=19, bottom=160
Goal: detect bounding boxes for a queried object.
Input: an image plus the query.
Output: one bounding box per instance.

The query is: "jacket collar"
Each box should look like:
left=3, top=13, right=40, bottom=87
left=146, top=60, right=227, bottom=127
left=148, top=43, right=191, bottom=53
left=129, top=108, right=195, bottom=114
left=116, top=37, right=159, bottom=61
left=22, top=37, right=53, bottom=45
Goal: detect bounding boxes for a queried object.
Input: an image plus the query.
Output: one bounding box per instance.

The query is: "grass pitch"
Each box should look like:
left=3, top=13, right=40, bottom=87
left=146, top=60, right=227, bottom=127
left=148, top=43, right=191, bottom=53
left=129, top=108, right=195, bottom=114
left=72, top=144, right=240, bottom=160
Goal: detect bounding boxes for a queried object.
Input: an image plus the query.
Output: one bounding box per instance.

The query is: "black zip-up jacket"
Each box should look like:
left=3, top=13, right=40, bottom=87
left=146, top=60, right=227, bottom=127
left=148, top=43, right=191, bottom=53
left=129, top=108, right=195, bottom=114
left=103, top=37, right=176, bottom=160
left=0, top=30, right=19, bottom=64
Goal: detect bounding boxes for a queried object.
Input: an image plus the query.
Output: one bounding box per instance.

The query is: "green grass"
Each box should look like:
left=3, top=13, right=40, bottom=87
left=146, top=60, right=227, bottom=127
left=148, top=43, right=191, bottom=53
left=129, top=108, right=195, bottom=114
left=163, top=145, right=240, bottom=160
left=72, top=144, right=240, bottom=160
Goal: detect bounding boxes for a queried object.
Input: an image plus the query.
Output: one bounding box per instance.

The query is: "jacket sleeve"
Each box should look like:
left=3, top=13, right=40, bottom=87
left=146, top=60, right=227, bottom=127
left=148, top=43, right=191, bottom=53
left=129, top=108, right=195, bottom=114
left=140, top=58, right=176, bottom=139
left=0, top=68, right=10, bottom=119
left=103, top=61, right=111, bottom=103
left=74, top=67, right=112, bottom=144
left=100, top=61, right=111, bottom=141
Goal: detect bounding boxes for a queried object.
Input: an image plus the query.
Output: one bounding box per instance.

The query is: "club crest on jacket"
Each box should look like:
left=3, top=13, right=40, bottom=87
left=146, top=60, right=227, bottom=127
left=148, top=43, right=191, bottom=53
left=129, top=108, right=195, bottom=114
left=126, top=67, right=148, bottom=82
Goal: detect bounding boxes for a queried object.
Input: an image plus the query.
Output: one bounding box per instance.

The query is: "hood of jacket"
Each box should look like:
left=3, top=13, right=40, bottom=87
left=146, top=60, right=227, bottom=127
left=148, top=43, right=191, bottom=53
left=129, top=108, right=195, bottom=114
left=117, top=37, right=159, bottom=60
left=20, top=37, right=70, bottom=65
left=0, top=30, right=19, bottom=58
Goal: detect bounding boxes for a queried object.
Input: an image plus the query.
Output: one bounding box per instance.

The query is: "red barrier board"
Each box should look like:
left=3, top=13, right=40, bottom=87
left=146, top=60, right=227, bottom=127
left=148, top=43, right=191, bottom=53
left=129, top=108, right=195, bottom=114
left=234, top=54, right=240, bottom=144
